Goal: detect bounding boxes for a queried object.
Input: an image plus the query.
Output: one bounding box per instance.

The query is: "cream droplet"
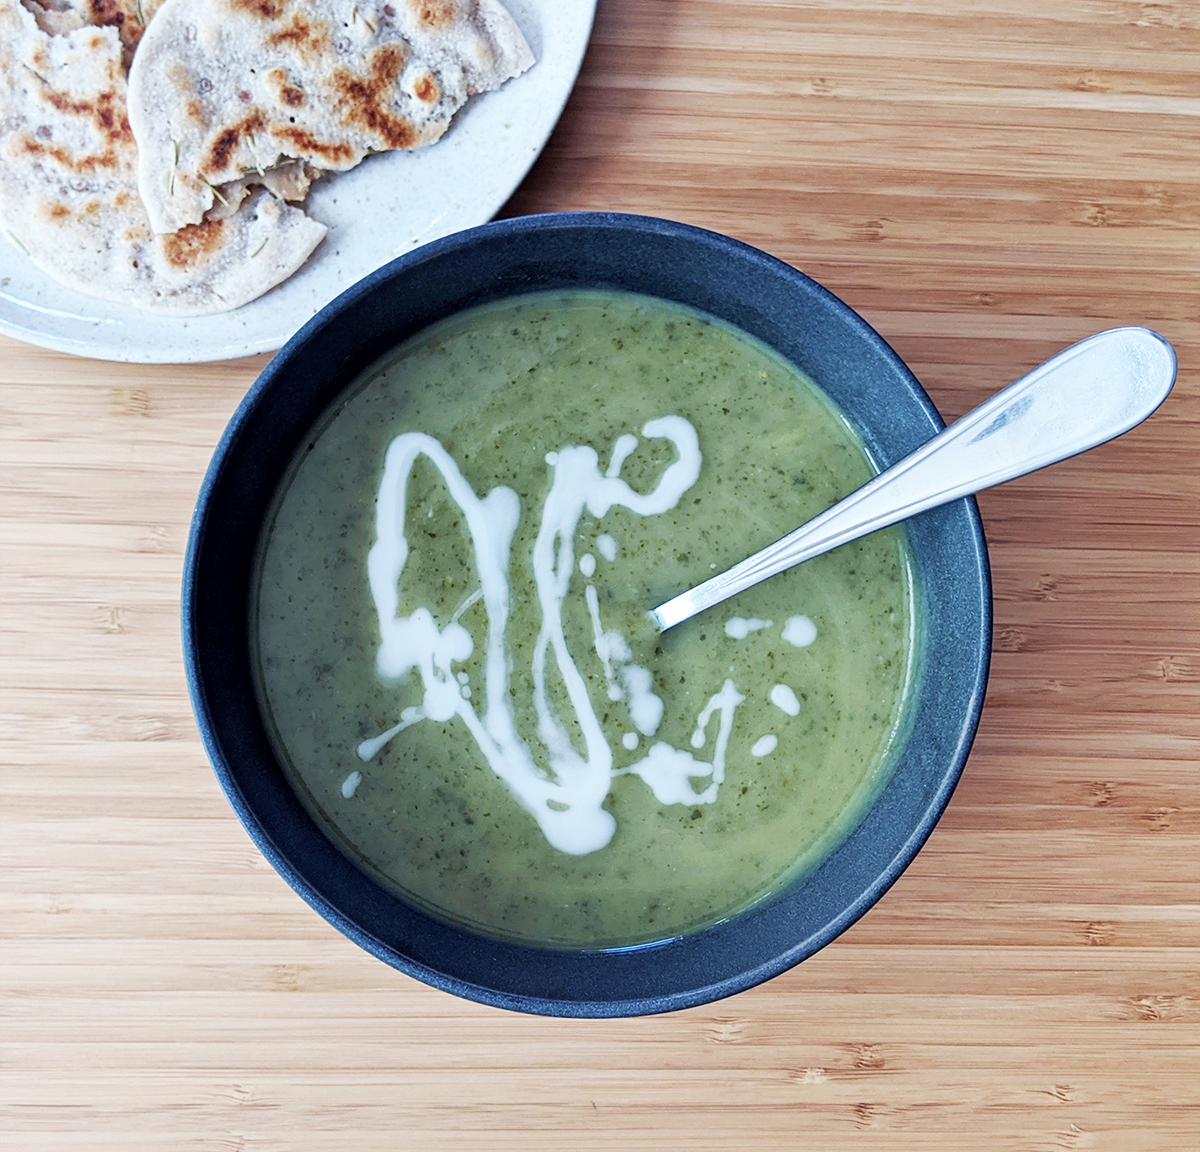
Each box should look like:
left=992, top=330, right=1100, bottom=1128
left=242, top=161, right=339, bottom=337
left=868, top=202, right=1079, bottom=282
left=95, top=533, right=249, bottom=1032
left=782, top=615, right=818, bottom=648
left=579, top=553, right=596, bottom=577
left=769, top=684, right=801, bottom=716
left=725, top=616, right=772, bottom=640
left=622, top=732, right=639, bottom=750
left=751, top=735, right=778, bottom=757
left=341, top=771, right=363, bottom=798
left=357, top=705, right=426, bottom=761
left=596, top=533, right=617, bottom=561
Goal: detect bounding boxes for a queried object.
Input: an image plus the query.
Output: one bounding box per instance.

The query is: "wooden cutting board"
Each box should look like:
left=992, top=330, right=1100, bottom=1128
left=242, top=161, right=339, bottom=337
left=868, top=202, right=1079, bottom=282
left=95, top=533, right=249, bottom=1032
left=2, top=2, right=1198, bottom=1148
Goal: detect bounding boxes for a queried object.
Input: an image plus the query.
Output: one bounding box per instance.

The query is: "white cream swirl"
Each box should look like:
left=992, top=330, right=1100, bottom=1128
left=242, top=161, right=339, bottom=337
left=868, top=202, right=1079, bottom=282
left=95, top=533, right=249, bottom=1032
left=360, top=416, right=749, bottom=856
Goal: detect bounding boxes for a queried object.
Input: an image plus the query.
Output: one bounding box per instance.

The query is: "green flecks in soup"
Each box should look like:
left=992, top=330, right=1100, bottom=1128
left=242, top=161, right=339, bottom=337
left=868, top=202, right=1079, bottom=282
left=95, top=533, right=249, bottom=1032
left=253, top=290, right=915, bottom=948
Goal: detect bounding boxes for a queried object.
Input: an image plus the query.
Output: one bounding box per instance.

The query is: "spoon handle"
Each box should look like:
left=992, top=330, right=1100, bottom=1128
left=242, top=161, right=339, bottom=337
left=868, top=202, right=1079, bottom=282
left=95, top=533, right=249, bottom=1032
left=652, top=325, right=1177, bottom=632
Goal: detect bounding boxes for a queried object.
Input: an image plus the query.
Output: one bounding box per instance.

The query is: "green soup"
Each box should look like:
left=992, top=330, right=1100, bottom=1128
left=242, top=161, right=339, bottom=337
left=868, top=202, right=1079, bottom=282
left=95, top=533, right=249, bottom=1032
left=253, top=290, right=915, bottom=948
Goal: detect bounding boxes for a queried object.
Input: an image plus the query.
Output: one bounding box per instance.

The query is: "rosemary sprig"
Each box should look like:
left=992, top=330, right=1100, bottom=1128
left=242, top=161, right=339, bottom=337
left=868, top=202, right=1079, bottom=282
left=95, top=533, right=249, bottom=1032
left=199, top=177, right=230, bottom=208
left=245, top=133, right=266, bottom=177
left=168, top=140, right=178, bottom=196
left=250, top=238, right=268, bottom=258
left=5, top=230, right=29, bottom=257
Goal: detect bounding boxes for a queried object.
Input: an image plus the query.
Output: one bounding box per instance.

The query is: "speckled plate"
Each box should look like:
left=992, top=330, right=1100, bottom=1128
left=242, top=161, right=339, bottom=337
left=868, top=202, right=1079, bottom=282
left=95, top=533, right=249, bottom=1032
left=0, top=0, right=594, bottom=364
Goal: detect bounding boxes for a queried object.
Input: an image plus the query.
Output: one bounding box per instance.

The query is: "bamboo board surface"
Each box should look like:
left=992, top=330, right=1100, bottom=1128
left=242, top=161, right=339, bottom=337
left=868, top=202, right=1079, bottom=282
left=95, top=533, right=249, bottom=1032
left=2, top=1, right=1199, bottom=1148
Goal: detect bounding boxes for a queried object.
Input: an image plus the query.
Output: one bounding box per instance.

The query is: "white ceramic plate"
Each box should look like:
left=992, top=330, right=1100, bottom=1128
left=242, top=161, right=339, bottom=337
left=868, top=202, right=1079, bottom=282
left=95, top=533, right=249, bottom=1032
left=0, top=0, right=595, bottom=364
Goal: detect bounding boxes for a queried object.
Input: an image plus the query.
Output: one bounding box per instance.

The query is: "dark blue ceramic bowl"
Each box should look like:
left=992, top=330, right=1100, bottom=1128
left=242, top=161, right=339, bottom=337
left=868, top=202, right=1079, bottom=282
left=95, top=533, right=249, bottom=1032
left=183, top=212, right=990, bottom=1016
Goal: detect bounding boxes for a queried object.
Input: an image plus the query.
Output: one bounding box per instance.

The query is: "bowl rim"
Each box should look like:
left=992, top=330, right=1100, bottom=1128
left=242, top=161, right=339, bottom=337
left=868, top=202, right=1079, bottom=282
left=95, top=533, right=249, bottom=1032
left=183, top=210, right=992, bottom=1016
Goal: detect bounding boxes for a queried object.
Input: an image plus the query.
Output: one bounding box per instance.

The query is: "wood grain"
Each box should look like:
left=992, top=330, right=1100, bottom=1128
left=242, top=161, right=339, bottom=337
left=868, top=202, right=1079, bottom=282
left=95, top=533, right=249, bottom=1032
left=2, top=1, right=1199, bottom=1148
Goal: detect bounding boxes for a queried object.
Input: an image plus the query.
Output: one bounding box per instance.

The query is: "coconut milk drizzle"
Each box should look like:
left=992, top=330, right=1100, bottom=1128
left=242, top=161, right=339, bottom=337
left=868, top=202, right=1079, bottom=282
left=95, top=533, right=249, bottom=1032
left=358, top=416, right=765, bottom=856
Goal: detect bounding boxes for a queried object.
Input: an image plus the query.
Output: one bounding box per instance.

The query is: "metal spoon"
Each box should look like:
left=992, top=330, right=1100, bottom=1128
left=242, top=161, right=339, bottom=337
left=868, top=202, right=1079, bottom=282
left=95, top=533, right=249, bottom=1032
left=651, top=326, right=1176, bottom=632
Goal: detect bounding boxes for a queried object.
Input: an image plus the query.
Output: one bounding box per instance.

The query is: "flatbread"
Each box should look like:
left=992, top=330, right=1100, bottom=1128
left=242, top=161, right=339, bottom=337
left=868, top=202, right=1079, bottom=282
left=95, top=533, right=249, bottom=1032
left=127, top=0, right=534, bottom=234
left=23, top=0, right=168, bottom=67
left=0, top=0, right=327, bottom=315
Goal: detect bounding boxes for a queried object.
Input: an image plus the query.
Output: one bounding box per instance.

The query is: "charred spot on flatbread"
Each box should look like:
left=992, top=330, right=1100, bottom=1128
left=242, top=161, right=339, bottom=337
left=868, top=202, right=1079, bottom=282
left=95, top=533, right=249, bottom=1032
left=161, top=216, right=225, bottom=268
left=206, top=109, right=267, bottom=171
left=271, top=124, right=352, bottom=164
left=17, top=136, right=69, bottom=166
left=266, top=67, right=307, bottom=109
left=87, top=0, right=125, bottom=29
left=45, top=92, right=91, bottom=116
left=408, top=0, right=456, bottom=31
left=332, top=43, right=415, bottom=150
left=265, top=10, right=328, bottom=56
left=45, top=88, right=131, bottom=145
left=19, top=134, right=119, bottom=172
left=231, top=0, right=286, bottom=19
left=412, top=72, right=439, bottom=103
left=17, top=79, right=132, bottom=172
left=94, top=94, right=123, bottom=135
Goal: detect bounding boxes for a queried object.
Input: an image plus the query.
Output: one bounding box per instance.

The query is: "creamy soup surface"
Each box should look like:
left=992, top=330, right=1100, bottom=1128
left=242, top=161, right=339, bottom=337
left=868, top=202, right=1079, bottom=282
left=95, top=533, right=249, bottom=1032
left=253, top=290, right=915, bottom=947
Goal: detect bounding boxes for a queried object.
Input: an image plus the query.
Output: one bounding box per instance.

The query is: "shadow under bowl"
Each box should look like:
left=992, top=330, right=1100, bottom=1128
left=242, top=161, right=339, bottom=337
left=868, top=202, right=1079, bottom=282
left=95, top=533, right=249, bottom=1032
left=183, top=212, right=991, bottom=1017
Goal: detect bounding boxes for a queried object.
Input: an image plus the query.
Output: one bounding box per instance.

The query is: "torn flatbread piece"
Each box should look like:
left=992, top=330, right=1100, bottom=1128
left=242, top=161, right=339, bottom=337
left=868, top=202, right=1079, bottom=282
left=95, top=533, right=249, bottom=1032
left=23, top=0, right=168, bottom=68
left=0, top=0, right=326, bottom=315
left=127, top=0, right=534, bottom=234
